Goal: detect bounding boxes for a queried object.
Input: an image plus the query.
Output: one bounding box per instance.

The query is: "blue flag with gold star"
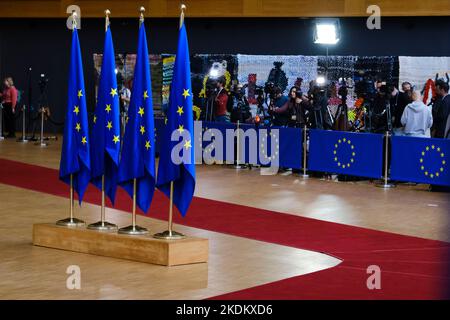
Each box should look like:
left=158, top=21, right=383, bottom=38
left=118, top=22, right=155, bottom=213
left=59, top=28, right=91, bottom=203
left=90, top=26, right=120, bottom=203
left=391, top=136, right=450, bottom=186
left=156, top=22, right=196, bottom=217
left=308, top=130, right=384, bottom=179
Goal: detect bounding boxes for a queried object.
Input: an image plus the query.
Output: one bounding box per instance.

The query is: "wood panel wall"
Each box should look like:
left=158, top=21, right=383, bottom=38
left=0, top=0, right=448, bottom=18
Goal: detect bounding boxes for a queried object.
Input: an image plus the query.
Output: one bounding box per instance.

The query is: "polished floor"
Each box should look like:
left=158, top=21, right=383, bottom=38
left=0, top=137, right=448, bottom=299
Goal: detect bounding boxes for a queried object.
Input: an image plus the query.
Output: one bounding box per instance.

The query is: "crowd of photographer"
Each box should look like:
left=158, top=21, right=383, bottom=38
left=202, top=74, right=450, bottom=139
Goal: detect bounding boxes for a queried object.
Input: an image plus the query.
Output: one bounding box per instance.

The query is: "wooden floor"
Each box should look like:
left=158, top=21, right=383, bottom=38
left=0, top=137, right=449, bottom=299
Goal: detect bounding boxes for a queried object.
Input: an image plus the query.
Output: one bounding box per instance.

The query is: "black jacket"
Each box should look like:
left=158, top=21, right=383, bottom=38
left=432, top=94, right=450, bottom=138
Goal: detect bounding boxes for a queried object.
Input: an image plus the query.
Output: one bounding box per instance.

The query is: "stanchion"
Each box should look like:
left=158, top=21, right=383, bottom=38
left=17, top=105, right=28, bottom=143
left=35, top=108, right=48, bottom=147
left=0, top=103, right=4, bottom=140
left=234, top=120, right=243, bottom=169
left=118, top=178, right=148, bottom=235
left=376, top=131, right=395, bottom=189
left=154, top=181, right=185, bottom=240
left=88, top=175, right=118, bottom=231
left=302, top=124, right=309, bottom=178
left=56, top=174, right=85, bottom=227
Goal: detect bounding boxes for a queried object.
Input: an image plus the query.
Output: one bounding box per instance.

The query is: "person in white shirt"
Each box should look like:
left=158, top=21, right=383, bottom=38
left=401, top=90, right=433, bottom=138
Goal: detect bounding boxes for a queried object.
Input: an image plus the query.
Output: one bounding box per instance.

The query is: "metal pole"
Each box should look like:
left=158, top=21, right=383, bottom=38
left=17, top=105, right=28, bottom=143
left=168, top=181, right=174, bottom=234
left=302, top=124, right=309, bottom=178
left=87, top=174, right=118, bottom=231
left=69, top=174, right=74, bottom=222
left=234, top=121, right=242, bottom=169
left=118, top=178, right=148, bottom=234
left=376, top=131, right=395, bottom=188
left=35, top=108, right=48, bottom=147
left=56, top=174, right=85, bottom=227
left=0, top=104, right=4, bottom=140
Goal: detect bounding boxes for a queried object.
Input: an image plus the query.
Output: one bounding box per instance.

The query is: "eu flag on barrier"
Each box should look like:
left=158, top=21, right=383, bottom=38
left=156, top=22, right=196, bottom=216
left=59, top=28, right=91, bottom=203
left=308, top=130, right=384, bottom=179
left=391, top=136, right=450, bottom=187
left=118, top=22, right=155, bottom=213
left=90, top=26, right=120, bottom=203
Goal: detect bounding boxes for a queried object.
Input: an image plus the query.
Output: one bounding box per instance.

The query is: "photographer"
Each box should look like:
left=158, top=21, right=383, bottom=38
left=309, top=84, right=330, bottom=130
left=0, top=77, right=18, bottom=138
left=288, top=89, right=310, bottom=128
left=213, top=78, right=230, bottom=123
left=391, top=82, right=413, bottom=135
left=269, top=86, right=289, bottom=126
left=230, top=84, right=252, bottom=123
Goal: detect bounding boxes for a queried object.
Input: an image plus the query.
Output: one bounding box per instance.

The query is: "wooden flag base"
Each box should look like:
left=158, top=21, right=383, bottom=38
left=32, top=223, right=208, bottom=266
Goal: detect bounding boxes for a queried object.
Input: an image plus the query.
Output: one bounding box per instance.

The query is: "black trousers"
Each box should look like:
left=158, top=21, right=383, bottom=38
left=3, top=103, right=16, bottom=137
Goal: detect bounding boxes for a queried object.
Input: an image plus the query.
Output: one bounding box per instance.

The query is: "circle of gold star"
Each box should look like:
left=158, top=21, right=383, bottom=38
left=333, top=137, right=355, bottom=169
left=419, top=145, right=445, bottom=179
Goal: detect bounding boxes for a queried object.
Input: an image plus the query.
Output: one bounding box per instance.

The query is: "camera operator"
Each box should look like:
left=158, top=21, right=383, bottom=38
left=391, top=82, right=413, bottom=135
left=230, top=84, right=252, bottom=123
left=288, top=89, right=310, bottom=128
left=213, top=77, right=230, bottom=123
left=268, top=86, right=289, bottom=126
left=0, top=77, right=18, bottom=138
left=308, top=83, right=330, bottom=130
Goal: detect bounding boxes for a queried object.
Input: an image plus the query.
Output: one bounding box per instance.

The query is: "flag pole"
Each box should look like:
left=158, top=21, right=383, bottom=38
left=88, top=9, right=118, bottom=231
left=56, top=174, right=85, bottom=227
left=56, top=12, right=85, bottom=228
left=117, top=7, right=150, bottom=236
left=154, top=4, right=187, bottom=240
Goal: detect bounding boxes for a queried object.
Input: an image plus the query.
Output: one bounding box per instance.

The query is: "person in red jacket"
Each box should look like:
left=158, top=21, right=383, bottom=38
left=213, top=78, right=230, bottom=122
left=1, top=77, right=18, bottom=138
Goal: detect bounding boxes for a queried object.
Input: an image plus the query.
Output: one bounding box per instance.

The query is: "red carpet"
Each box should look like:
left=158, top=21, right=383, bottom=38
left=0, top=158, right=449, bottom=299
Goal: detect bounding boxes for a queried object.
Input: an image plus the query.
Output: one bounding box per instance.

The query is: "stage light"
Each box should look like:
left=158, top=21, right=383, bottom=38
left=316, top=76, right=326, bottom=85
left=314, top=19, right=340, bottom=45
left=115, top=68, right=119, bottom=74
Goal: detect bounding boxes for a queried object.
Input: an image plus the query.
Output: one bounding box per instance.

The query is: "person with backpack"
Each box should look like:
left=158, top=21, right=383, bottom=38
left=0, top=76, right=18, bottom=138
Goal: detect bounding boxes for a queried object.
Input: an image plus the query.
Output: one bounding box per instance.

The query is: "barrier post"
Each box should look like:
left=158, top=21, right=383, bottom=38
left=17, top=104, right=28, bottom=143
left=376, top=131, right=395, bottom=188
left=234, top=120, right=243, bottom=169
left=302, top=124, right=309, bottom=178
left=35, top=108, right=48, bottom=147
left=0, top=103, right=4, bottom=140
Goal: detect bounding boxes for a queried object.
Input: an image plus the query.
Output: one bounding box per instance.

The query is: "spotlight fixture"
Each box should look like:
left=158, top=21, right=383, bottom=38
left=316, top=76, right=326, bottom=85
left=209, top=68, right=219, bottom=79
left=314, top=18, right=340, bottom=45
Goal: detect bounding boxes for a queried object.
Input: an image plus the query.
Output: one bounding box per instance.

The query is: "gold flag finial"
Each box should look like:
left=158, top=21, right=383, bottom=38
left=180, top=4, right=186, bottom=29
left=139, top=6, right=145, bottom=25
left=71, top=11, right=78, bottom=31
left=105, top=9, right=111, bottom=32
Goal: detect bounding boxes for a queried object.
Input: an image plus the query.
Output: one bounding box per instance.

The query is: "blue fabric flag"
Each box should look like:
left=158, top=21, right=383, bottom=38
left=391, top=136, right=450, bottom=187
left=90, top=26, right=120, bottom=204
left=157, top=23, right=196, bottom=217
left=118, top=23, right=156, bottom=213
left=308, top=130, right=384, bottom=179
left=59, top=28, right=91, bottom=203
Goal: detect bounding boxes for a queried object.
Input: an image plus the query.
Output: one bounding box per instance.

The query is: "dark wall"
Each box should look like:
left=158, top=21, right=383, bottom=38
left=0, top=16, right=449, bottom=132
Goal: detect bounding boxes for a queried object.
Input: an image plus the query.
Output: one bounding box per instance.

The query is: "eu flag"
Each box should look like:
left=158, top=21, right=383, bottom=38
left=59, top=28, right=91, bottom=203
left=308, top=130, right=384, bottom=179
left=157, top=22, right=196, bottom=216
left=118, top=22, right=156, bottom=213
left=90, top=26, right=120, bottom=203
left=391, top=136, right=450, bottom=187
